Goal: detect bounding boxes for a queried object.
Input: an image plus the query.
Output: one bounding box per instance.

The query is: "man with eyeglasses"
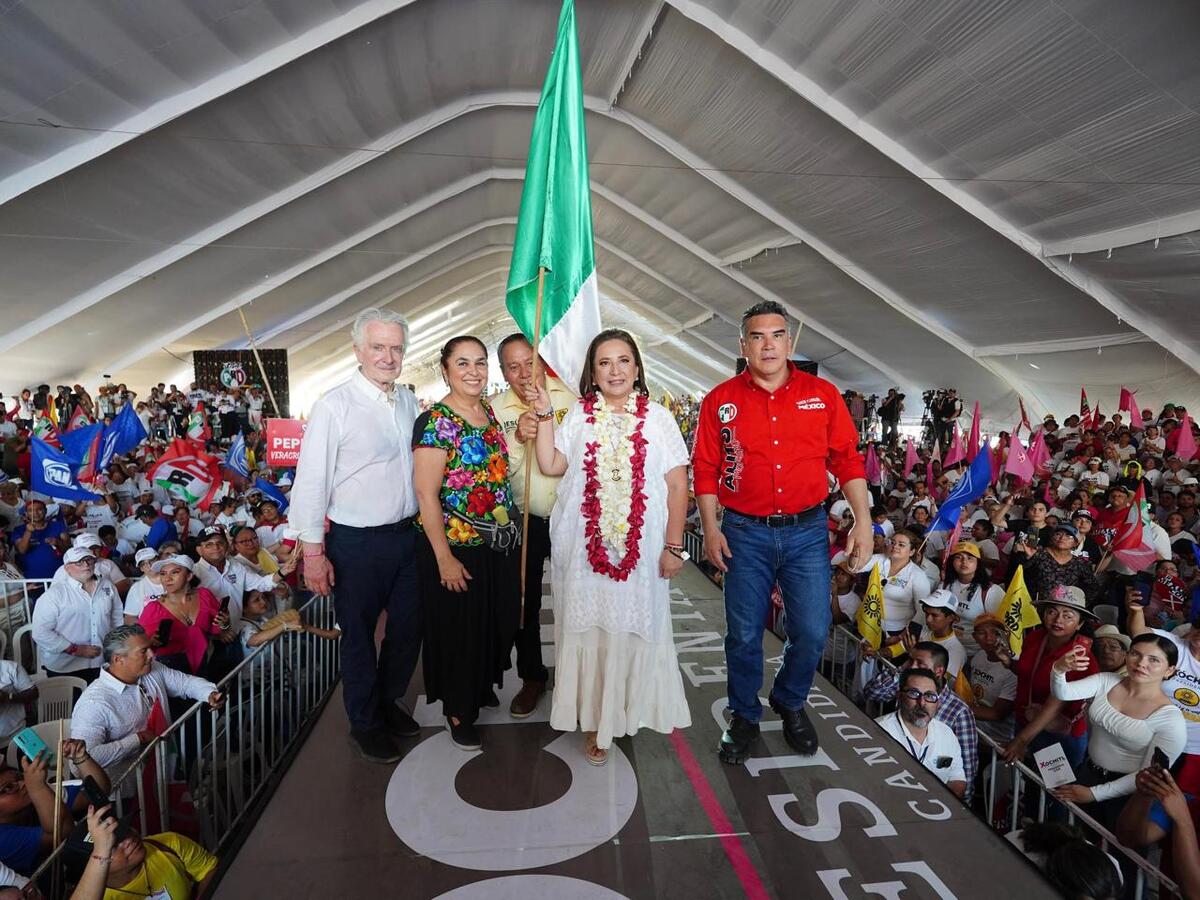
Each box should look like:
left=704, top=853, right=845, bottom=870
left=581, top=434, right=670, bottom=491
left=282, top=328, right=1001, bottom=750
left=876, top=668, right=967, bottom=799
left=31, top=547, right=122, bottom=681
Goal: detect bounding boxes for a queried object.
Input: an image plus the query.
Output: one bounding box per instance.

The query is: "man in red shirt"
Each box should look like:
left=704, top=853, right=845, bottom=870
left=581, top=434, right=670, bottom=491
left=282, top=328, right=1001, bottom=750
left=693, top=301, right=872, bottom=764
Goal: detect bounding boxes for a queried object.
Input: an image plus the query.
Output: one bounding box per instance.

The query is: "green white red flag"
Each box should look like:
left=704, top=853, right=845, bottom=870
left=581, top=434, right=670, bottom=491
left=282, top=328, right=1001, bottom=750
left=504, top=0, right=601, bottom=392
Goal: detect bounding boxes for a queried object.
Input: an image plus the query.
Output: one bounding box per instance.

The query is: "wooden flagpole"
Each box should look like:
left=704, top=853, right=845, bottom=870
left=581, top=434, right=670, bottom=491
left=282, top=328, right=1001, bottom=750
left=519, top=267, right=546, bottom=627
left=237, top=306, right=282, bottom=419
left=52, top=719, right=64, bottom=849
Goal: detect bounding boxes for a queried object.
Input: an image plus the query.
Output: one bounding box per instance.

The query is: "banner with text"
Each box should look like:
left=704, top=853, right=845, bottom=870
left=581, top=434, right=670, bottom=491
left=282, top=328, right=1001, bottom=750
left=264, top=418, right=307, bottom=467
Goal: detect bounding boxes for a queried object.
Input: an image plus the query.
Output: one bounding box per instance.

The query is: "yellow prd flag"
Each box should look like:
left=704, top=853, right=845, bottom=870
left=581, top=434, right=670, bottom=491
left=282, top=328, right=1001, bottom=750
left=953, top=668, right=976, bottom=705
left=998, top=564, right=1041, bottom=657
left=855, top=564, right=885, bottom=651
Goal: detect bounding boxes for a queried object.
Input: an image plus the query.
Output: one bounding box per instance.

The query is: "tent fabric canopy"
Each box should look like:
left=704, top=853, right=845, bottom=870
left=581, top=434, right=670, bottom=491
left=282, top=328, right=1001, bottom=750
left=2, top=0, right=1199, bottom=421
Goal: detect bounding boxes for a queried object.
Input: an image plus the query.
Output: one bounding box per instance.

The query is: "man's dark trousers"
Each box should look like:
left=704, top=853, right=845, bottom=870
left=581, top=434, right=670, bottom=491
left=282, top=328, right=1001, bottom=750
left=326, top=521, right=421, bottom=733
left=513, top=514, right=550, bottom=683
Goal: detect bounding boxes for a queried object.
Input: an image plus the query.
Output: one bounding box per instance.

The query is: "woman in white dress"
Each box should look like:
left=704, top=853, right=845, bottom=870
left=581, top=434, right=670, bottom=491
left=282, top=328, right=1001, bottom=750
left=530, top=329, right=692, bottom=766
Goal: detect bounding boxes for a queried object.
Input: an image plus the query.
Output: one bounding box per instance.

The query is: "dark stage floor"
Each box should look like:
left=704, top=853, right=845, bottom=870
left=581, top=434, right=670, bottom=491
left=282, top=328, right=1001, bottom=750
left=217, top=565, right=1055, bottom=899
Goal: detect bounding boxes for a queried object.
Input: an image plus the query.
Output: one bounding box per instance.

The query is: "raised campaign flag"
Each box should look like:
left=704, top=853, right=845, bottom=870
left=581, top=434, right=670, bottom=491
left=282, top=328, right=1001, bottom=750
left=998, top=564, right=1041, bottom=656
left=855, top=564, right=885, bottom=651
left=504, top=0, right=601, bottom=392
left=97, top=402, right=148, bottom=474
left=927, top=446, right=993, bottom=534
left=31, top=437, right=101, bottom=503
left=59, top=422, right=104, bottom=484
left=225, top=431, right=251, bottom=479
left=150, top=439, right=222, bottom=511
left=253, top=476, right=289, bottom=514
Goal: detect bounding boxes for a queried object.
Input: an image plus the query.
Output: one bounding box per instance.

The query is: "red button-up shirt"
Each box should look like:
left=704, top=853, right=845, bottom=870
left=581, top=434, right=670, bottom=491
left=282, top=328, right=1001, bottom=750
left=692, top=364, right=866, bottom=516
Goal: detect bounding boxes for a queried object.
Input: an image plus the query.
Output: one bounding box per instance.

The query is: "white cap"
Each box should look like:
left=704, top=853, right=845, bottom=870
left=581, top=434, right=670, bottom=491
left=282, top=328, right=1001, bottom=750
left=921, top=589, right=958, bottom=612
left=134, top=548, right=158, bottom=566
left=72, top=533, right=102, bottom=549
left=151, top=554, right=193, bottom=575
left=62, top=547, right=96, bottom=565
left=160, top=504, right=175, bottom=515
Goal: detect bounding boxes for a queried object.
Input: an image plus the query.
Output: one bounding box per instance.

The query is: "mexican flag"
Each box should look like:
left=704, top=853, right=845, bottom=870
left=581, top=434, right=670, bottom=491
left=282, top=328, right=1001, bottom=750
left=504, top=0, right=601, bottom=393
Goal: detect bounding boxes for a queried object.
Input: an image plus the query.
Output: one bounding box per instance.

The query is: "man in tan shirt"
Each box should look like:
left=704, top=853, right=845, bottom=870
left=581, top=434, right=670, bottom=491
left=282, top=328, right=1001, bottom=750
left=491, top=333, right=576, bottom=717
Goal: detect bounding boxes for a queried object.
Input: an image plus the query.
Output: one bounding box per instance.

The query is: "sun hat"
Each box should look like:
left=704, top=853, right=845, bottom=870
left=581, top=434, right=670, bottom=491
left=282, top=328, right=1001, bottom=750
left=151, top=554, right=194, bottom=575
left=1093, top=624, right=1131, bottom=651
left=1035, top=584, right=1098, bottom=619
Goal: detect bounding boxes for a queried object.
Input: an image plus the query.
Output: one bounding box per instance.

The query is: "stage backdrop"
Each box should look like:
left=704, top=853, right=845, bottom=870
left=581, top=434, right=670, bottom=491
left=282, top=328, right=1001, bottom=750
left=193, top=350, right=289, bottom=417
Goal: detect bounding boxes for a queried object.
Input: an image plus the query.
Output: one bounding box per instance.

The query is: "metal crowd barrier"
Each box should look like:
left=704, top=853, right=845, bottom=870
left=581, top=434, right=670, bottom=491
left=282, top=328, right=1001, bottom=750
left=0, top=577, right=48, bottom=652
left=22, top=591, right=341, bottom=897
left=820, top=623, right=1179, bottom=899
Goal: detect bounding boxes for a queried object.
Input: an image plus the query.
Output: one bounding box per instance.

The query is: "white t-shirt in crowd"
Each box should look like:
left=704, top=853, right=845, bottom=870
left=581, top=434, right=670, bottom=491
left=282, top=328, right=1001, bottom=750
left=918, top=629, right=967, bottom=678
left=122, top=577, right=165, bottom=620
left=969, top=650, right=1018, bottom=743
left=948, top=580, right=1005, bottom=657
left=0, top=660, right=33, bottom=742
left=857, top=554, right=932, bottom=632
left=1155, top=628, right=1200, bottom=756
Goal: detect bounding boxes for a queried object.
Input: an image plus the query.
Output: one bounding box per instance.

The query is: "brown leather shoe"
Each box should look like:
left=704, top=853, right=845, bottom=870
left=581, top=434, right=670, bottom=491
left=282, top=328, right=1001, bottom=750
left=509, top=680, right=546, bottom=718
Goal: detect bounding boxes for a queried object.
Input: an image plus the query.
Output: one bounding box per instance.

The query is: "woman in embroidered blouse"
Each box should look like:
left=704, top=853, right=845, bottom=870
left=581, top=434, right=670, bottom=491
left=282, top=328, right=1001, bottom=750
left=412, top=336, right=520, bottom=753
left=1050, top=632, right=1185, bottom=826
left=530, top=329, right=691, bottom=766
left=852, top=529, right=932, bottom=645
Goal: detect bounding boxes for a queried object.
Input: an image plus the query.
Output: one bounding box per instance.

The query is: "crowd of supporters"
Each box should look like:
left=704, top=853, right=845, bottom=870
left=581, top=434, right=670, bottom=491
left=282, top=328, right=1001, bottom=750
left=0, top=380, right=334, bottom=897
left=810, top=398, right=1200, bottom=899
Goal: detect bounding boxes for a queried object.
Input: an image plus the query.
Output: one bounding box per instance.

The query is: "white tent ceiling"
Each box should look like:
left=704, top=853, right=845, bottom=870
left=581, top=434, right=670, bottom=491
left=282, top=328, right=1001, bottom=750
left=2, top=0, right=1199, bottom=419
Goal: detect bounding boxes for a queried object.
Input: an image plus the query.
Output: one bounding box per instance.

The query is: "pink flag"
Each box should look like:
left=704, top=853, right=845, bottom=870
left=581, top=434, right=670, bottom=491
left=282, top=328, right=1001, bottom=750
left=990, top=443, right=1003, bottom=486
left=1017, top=396, right=1031, bottom=435
left=1004, top=432, right=1035, bottom=483
left=864, top=442, right=882, bottom=485
left=1028, top=429, right=1052, bottom=477
left=902, top=438, right=919, bottom=479
left=1118, top=387, right=1134, bottom=414
left=926, top=453, right=937, bottom=499
left=943, top=424, right=966, bottom=468
left=1177, top=413, right=1198, bottom=462
left=1128, top=392, right=1144, bottom=432
left=967, top=401, right=981, bottom=462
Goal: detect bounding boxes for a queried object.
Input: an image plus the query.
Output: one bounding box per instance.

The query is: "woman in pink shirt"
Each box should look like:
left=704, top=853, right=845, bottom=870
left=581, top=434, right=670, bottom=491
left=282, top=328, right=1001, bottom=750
left=138, top=555, right=226, bottom=676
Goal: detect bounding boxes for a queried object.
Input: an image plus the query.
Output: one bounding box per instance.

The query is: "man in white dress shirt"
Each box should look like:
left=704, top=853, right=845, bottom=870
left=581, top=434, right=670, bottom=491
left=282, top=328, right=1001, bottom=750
left=290, top=308, right=422, bottom=764
left=31, top=547, right=123, bottom=681
left=71, top=625, right=222, bottom=788
left=876, top=668, right=967, bottom=799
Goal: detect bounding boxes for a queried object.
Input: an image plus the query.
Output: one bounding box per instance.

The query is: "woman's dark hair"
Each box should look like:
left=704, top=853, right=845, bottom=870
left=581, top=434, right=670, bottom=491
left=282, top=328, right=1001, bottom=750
left=942, top=551, right=992, bottom=594
left=891, top=528, right=920, bottom=550
left=439, top=335, right=487, bottom=373
left=1020, top=821, right=1086, bottom=855
left=1043, top=840, right=1120, bottom=900
left=577, top=329, right=649, bottom=398
left=1130, top=632, right=1179, bottom=668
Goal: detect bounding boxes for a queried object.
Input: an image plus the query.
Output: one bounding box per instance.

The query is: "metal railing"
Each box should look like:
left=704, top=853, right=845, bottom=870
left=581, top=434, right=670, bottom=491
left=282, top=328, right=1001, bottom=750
left=820, top=623, right=1179, bottom=898
left=23, top=591, right=341, bottom=896
left=0, top=577, right=48, bottom=651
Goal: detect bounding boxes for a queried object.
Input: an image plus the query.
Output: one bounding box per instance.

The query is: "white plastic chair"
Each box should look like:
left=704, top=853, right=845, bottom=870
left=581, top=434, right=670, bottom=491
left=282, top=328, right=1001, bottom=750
left=5, top=718, right=70, bottom=770
left=10, top=625, right=40, bottom=677
left=35, top=677, right=87, bottom=725
left=1094, top=604, right=1120, bottom=626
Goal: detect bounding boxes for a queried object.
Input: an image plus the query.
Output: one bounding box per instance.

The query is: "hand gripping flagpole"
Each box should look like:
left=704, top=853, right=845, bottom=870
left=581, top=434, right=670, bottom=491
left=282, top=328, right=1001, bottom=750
left=519, top=267, right=546, bottom=628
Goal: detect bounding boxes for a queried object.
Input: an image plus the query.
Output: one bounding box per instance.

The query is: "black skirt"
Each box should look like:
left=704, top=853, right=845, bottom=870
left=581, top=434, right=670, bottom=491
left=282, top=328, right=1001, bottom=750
left=416, top=533, right=521, bottom=724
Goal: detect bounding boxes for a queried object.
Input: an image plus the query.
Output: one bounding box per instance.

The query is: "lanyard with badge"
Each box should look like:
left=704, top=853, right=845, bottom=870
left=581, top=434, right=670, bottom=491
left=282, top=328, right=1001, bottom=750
left=897, top=711, right=929, bottom=764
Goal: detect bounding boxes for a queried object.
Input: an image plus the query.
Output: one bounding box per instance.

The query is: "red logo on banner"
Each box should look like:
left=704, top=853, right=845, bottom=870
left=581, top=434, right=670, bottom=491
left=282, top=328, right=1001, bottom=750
left=265, top=418, right=307, bottom=466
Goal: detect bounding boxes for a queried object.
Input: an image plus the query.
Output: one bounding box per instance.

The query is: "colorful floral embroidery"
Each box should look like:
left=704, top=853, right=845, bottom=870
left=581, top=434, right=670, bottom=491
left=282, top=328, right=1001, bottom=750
left=415, top=402, right=513, bottom=547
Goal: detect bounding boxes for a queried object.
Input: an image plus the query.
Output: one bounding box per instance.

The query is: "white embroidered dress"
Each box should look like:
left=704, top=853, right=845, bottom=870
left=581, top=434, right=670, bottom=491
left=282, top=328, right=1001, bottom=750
left=549, top=400, right=692, bottom=747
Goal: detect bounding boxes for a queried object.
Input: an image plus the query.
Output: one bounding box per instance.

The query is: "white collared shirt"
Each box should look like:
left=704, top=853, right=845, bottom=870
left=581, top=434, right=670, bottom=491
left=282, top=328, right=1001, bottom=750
left=194, top=557, right=276, bottom=630
left=71, top=663, right=216, bottom=785
left=876, top=712, right=965, bottom=786
left=31, top=576, right=122, bottom=672
left=289, top=370, right=419, bottom=542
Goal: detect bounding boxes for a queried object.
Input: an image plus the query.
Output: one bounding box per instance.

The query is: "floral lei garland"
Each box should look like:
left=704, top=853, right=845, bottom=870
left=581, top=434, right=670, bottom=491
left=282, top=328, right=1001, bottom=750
left=581, top=391, right=649, bottom=581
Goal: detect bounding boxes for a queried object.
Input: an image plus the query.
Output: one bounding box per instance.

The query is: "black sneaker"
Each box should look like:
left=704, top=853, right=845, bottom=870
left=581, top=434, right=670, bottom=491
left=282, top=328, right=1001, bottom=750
left=718, top=715, right=760, bottom=765
left=381, top=703, right=421, bottom=738
left=769, top=694, right=819, bottom=756
left=448, top=719, right=482, bottom=751
left=349, top=729, right=401, bottom=764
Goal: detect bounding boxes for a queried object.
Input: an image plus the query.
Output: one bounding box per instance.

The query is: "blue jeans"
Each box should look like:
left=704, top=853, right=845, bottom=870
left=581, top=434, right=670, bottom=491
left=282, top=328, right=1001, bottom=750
left=722, top=507, right=830, bottom=723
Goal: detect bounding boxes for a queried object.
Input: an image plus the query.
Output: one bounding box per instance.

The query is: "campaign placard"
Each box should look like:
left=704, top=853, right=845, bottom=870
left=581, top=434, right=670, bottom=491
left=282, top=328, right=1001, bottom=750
left=264, top=418, right=307, bottom=467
